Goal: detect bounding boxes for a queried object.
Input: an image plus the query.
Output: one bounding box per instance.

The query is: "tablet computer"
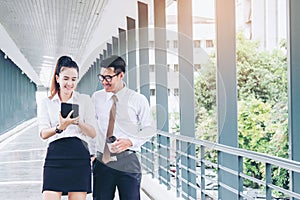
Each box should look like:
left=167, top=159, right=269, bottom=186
left=61, top=103, right=79, bottom=118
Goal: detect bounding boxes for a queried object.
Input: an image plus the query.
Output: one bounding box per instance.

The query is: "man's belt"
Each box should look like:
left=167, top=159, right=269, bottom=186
left=96, top=149, right=135, bottom=161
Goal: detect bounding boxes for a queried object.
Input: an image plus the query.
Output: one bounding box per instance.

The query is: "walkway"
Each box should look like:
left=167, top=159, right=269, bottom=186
left=0, top=119, right=152, bottom=200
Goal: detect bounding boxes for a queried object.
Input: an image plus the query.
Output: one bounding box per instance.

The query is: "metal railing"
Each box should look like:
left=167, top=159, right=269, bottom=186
left=139, top=131, right=300, bottom=200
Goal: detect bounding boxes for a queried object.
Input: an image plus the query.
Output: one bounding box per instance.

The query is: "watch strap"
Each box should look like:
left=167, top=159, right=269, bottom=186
left=55, top=124, right=63, bottom=134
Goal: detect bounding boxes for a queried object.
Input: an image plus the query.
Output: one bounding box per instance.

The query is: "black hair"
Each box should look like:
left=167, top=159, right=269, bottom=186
left=55, top=56, right=79, bottom=75
left=100, top=55, right=126, bottom=73
left=49, top=55, right=79, bottom=99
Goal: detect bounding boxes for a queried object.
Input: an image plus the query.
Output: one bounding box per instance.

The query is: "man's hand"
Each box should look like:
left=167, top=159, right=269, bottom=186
left=110, top=138, right=133, bottom=153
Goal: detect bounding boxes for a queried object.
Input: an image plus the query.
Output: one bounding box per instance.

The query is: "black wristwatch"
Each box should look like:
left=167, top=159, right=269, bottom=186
left=55, top=124, right=63, bottom=134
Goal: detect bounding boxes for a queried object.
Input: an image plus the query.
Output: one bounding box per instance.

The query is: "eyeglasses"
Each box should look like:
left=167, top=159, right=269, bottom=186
left=97, top=72, right=120, bottom=82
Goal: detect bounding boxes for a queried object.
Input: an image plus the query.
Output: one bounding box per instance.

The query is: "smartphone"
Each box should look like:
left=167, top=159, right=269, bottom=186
left=61, top=103, right=79, bottom=118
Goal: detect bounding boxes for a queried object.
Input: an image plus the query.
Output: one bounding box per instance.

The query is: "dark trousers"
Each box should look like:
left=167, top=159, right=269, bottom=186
left=92, top=152, right=141, bottom=200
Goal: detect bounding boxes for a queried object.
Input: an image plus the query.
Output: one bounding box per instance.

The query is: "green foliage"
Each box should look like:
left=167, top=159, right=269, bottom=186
left=238, top=97, right=274, bottom=152
left=238, top=96, right=289, bottom=189
left=194, top=32, right=288, bottom=189
left=236, top=32, right=287, bottom=104
left=194, top=54, right=217, bottom=141
left=194, top=60, right=216, bottom=112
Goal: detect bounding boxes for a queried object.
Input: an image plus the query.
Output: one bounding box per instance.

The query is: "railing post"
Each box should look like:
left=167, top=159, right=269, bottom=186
left=265, top=163, right=272, bottom=200
left=238, top=156, right=244, bottom=200
left=158, top=135, right=170, bottom=189
left=176, top=139, right=181, bottom=197
left=200, top=146, right=206, bottom=200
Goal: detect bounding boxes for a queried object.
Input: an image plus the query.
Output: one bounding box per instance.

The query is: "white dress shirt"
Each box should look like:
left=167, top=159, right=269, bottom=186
left=91, top=86, right=155, bottom=154
left=37, top=91, right=97, bottom=145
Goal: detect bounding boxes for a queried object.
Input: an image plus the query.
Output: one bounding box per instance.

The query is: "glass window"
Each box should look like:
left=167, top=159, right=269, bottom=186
left=173, top=40, right=178, bottom=48
left=194, top=40, right=201, bottom=48
left=167, top=64, right=171, bottom=72
left=174, top=64, right=179, bottom=72
left=206, top=40, right=214, bottom=48
left=149, top=41, right=155, bottom=48
left=150, top=65, right=155, bottom=72
left=174, top=88, right=179, bottom=96
left=150, top=89, right=155, bottom=96
left=194, top=64, right=201, bottom=70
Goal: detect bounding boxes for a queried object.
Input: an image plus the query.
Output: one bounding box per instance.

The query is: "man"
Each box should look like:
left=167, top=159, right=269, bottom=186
left=91, top=55, right=155, bottom=200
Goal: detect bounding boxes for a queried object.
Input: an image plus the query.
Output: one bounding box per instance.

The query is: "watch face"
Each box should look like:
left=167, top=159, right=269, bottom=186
left=55, top=128, right=62, bottom=133
left=55, top=125, right=63, bottom=134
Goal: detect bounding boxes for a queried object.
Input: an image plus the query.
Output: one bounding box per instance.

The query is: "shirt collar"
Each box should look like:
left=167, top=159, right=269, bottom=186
left=116, top=85, right=128, bottom=100
left=105, top=92, right=114, bottom=102
left=105, top=84, right=128, bottom=102
left=51, top=93, right=60, bottom=102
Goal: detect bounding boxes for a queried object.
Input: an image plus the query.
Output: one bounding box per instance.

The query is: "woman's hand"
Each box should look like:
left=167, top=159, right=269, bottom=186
left=58, top=110, right=80, bottom=130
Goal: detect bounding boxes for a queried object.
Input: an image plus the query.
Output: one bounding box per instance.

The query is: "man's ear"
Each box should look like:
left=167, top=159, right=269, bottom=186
left=119, top=72, right=125, bottom=79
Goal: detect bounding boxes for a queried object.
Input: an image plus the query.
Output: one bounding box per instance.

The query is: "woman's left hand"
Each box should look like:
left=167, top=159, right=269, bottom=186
left=58, top=110, right=80, bottom=130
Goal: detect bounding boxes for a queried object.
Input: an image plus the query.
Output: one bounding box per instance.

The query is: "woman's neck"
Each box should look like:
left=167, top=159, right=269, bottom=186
left=59, top=91, right=73, bottom=102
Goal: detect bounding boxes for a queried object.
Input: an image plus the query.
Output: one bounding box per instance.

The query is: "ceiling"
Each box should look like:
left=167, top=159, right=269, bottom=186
left=0, top=0, right=179, bottom=88
left=0, top=0, right=108, bottom=87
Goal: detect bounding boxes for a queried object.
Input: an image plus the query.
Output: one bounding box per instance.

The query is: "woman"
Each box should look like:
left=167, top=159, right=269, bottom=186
left=37, top=56, right=96, bottom=200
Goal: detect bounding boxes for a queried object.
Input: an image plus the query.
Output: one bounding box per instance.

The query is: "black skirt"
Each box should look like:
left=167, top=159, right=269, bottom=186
left=42, top=137, right=91, bottom=195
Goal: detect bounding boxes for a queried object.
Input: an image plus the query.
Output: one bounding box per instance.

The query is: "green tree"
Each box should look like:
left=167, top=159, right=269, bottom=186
left=236, top=33, right=287, bottom=104
left=195, top=32, right=288, bottom=190
left=238, top=96, right=289, bottom=189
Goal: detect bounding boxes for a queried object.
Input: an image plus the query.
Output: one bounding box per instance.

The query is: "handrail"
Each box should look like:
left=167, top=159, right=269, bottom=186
left=140, top=130, right=300, bottom=199
left=157, top=130, right=300, bottom=173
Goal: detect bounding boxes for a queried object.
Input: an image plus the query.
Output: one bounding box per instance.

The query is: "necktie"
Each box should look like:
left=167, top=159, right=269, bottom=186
left=102, top=95, right=118, bottom=163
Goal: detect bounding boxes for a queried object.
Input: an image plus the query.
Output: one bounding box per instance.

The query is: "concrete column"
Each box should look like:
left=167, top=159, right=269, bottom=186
left=216, top=0, right=240, bottom=199
left=138, top=1, right=154, bottom=178
left=154, top=0, right=170, bottom=189
left=287, top=0, right=300, bottom=198
left=107, top=43, right=112, bottom=57
left=127, top=17, right=137, bottom=91
left=177, top=0, right=196, bottom=198
left=112, top=36, right=118, bottom=56
left=118, top=28, right=127, bottom=84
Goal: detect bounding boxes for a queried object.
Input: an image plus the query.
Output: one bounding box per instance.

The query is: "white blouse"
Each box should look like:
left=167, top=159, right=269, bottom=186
left=37, top=91, right=97, bottom=145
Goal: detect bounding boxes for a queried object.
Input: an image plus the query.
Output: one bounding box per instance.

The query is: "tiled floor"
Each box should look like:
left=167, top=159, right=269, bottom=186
left=0, top=124, right=45, bottom=200
left=0, top=121, right=150, bottom=200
